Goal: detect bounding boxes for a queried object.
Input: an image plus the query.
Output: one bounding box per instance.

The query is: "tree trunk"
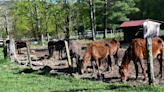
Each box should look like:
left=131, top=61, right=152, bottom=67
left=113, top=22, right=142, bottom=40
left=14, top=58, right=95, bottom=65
left=5, top=6, right=9, bottom=39
left=29, top=1, right=37, bottom=40
left=103, top=0, right=107, bottom=38
left=3, top=40, right=8, bottom=59
left=64, top=0, right=70, bottom=40
left=47, top=32, right=49, bottom=42
left=41, top=34, right=44, bottom=46
left=93, top=0, right=96, bottom=36
left=90, top=0, right=95, bottom=41
left=66, top=15, right=70, bottom=39
left=56, top=24, right=59, bottom=39
left=34, top=0, right=41, bottom=41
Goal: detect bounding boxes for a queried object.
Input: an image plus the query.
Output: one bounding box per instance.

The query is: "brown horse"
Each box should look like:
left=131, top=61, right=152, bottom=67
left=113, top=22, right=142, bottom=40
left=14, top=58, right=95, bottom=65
left=80, top=42, right=112, bottom=76
left=68, top=40, right=82, bottom=72
left=80, top=39, right=120, bottom=75
left=119, top=37, right=164, bottom=82
left=15, top=40, right=30, bottom=54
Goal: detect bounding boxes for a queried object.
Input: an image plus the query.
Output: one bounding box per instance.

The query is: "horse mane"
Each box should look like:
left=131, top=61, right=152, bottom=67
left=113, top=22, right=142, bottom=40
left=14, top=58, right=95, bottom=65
left=83, top=42, right=95, bottom=62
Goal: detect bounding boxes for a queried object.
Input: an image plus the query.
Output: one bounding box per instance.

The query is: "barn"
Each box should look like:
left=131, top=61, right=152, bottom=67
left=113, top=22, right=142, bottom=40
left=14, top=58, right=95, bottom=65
left=119, top=19, right=163, bottom=42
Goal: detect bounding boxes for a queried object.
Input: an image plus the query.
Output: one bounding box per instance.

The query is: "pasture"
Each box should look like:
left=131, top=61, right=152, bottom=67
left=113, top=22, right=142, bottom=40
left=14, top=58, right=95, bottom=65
left=1, top=38, right=164, bottom=91
left=16, top=40, right=164, bottom=86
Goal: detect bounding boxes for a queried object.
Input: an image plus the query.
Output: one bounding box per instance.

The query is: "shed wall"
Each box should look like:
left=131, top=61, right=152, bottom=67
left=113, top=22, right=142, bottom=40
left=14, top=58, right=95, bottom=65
left=143, top=21, right=160, bottom=38
left=123, top=27, right=143, bottom=42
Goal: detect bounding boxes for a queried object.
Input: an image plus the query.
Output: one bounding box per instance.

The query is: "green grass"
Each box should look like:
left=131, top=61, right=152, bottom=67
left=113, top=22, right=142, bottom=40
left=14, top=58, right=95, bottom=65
left=71, top=33, right=123, bottom=44
left=30, top=41, right=48, bottom=47
left=0, top=48, right=164, bottom=92
left=70, top=32, right=123, bottom=40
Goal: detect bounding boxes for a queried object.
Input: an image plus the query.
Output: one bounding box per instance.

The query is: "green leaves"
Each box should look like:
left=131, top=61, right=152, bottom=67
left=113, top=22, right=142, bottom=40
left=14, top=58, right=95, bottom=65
left=9, top=0, right=139, bottom=39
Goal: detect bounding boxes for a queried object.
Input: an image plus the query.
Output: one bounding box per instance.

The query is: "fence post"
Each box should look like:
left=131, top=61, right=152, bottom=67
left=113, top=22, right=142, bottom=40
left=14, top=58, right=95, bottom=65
left=41, top=34, right=45, bottom=46
left=146, top=38, right=155, bottom=85
left=26, top=42, right=32, bottom=68
left=64, top=40, right=72, bottom=75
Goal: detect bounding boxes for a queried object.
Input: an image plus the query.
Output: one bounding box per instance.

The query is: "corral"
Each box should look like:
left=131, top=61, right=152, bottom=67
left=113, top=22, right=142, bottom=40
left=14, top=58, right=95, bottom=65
left=15, top=39, right=164, bottom=87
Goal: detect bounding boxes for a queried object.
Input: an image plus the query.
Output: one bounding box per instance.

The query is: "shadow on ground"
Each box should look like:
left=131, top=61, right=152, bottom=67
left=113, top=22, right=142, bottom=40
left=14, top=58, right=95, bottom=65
left=51, top=84, right=133, bottom=92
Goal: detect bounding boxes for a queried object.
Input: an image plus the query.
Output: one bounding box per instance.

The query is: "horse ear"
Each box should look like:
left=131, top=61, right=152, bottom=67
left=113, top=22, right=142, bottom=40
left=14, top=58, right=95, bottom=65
left=105, top=44, right=109, bottom=47
left=105, top=44, right=111, bottom=48
left=119, top=66, right=124, bottom=69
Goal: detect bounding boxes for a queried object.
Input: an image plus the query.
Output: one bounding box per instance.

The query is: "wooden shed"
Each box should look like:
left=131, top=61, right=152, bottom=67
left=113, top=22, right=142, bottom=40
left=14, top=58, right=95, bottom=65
left=119, top=19, right=162, bottom=42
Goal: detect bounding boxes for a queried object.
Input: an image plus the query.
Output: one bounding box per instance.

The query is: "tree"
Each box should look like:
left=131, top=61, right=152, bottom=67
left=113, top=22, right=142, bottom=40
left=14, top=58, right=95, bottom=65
left=103, top=0, right=139, bottom=37
left=103, top=0, right=107, bottom=38
left=90, top=0, right=96, bottom=40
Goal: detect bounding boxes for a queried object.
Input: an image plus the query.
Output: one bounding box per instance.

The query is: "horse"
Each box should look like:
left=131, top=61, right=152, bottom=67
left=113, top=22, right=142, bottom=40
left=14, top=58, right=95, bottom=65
left=48, top=40, right=65, bottom=59
left=80, top=39, right=120, bottom=76
left=119, top=37, right=164, bottom=82
left=68, top=40, right=82, bottom=72
left=80, top=42, right=112, bottom=77
left=15, top=40, right=30, bottom=54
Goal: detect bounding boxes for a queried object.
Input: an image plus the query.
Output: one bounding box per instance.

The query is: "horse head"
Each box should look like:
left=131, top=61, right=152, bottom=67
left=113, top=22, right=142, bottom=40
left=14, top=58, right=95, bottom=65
left=78, top=59, right=85, bottom=74
left=119, top=50, right=130, bottom=82
left=119, top=65, right=129, bottom=82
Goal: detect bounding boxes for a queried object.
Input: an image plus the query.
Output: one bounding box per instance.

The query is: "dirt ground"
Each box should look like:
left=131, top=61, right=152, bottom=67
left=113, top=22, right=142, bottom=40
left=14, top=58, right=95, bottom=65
left=16, top=43, right=164, bottom=87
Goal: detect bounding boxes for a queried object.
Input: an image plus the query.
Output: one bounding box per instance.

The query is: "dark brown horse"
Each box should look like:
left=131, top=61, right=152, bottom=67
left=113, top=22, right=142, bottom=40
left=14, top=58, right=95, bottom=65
left=80, top=39, right=120, bottom=76
left=48, top=40, right=65, bottom=59
left=68, top=40, right=82, bottom=72
left=119, top=37, right=164, bottom=82
left=15, top=40, right=30, bottom=54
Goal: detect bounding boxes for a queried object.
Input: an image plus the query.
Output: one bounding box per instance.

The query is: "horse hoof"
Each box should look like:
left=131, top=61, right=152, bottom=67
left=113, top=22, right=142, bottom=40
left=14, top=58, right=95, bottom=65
left=143, top=78, right=148, bottom=82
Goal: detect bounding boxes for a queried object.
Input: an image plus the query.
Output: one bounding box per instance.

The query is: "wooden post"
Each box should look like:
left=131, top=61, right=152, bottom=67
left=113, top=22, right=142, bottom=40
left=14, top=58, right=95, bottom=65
left=146, top=38, right=155, bottom=85
left=9, top=39, right=15, bottom=62
left=8, top=38, right=20, bottom=63
left=41, top=34, right=45, bottom=46
left=26, top=42, right=32, bottom=68
left=64, top=40, right=72, bottom=75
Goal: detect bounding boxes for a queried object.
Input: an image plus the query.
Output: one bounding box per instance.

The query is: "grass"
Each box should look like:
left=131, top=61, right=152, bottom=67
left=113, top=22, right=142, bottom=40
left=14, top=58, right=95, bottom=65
left=72, top=32, right=124, bottom=44
left=0, top=48, right=164, bottom=92
left=30, top=41, right=48, bottom=47
left=29, top=33, right=123, bottom=47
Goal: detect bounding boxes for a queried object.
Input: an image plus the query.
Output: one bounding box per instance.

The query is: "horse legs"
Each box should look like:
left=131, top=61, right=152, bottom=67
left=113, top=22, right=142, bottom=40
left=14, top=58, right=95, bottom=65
left=58, top=50, right=60, bottom=59
left=133, top=60, right=139, bottom=80
left=116, top=47, right=119, bottom=65
left=109, top=55, right=114, bottom=72
left=160, top=59, right=163, bottom=78
left=75, top=54, right=80, bottom=72
left=18, top=48, right=21, bottom=54
left=71, top=56, right=73, bottom=69
left=106, top=55, right=110, bottom=71
left=139, top=59, right=148, bottom=81
left=91, top=60, right=95, bottom=76
left=60, top=49, right=63, bottom=59
left=158, top=53, right=164, bottom=78
left=95, top=57, right=101, bottom=77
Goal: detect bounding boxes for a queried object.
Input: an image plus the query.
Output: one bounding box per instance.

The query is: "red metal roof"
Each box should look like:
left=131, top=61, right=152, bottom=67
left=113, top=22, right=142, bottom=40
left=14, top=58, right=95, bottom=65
left=119, top=19, right=147, bottom=27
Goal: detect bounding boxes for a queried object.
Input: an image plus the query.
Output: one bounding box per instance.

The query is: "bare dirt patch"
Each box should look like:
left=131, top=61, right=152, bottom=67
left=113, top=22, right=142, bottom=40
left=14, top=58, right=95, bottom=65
left=16, top=44, right=164, bottom=87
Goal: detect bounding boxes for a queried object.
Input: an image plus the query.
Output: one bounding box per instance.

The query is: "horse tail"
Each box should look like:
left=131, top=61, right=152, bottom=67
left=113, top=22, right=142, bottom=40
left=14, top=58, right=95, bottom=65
left=112, top=39, right=120, bottom=59
left=48, top=41, right=54, bottom=58
left=116, top=40, right=120, bottom=59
